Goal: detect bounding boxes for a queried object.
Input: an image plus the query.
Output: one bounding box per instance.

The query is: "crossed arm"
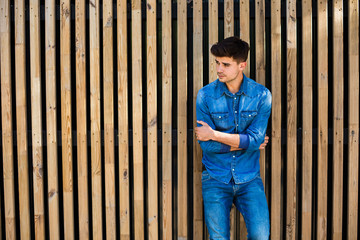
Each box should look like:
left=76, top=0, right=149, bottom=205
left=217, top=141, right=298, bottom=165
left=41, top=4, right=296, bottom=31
left=195, top=120, right=269, bottom=151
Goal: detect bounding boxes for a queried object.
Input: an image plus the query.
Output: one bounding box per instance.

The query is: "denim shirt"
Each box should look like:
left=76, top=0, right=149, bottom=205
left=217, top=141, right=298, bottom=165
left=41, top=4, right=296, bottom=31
left=196, top=74, right=272, bottom=184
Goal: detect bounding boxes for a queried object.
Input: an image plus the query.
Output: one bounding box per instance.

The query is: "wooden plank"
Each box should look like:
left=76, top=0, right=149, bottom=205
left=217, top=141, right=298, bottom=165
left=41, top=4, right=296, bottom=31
left=15, top=1, right=31, bottom=239
left=317, top=0, right=328, bottom=238
left=29, top=0, right=45, bottom=239
left=162, top=0, right=172, bottom=238
left=347, top=0, right=359, bottom=238
left=208, top=0, right=218, bottom=82
left=103, top=0, right=116, bottom=238
left=60, top=0, right=75, bottom=238
left=193, top=0, right=203, bottom=237
left=75, top=1, right=89, bottom=238
left=224, top=0, right=234, bottom=38
left=177, top=0, right=188, bottom=238
left=286, top=0, right=297, bottom=239
left=239, top=2, right=250, bottom=238
left=117, top=0, right=130, bottom=238
left=131, top=0, right=144, bottom=238
left=301, top=0, right=313, bottom=238
left=45, top=0, right=60, bottom=238
left=270, top=0, right=281, bottom=239
left=146, top=0, right=158, bottom=238
left=332, top=0, right=344, bottom=238
left=89, top=0, right=102, bottom=239
left=255, top=0, right=266, bottom=186
left=317, top=1, right=329, bottom=239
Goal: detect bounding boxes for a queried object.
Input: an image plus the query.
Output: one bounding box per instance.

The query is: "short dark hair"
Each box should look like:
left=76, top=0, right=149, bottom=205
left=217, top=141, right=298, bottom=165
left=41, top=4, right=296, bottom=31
left=210, top=36, right=249, bottom=63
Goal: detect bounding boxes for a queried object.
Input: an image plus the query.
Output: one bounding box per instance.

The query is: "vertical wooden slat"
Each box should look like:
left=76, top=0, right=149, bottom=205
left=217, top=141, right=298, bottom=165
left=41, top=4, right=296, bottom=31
left=1, top=1, right=16, bottom=239
left=239, top=2, right=250, bottom=238
left=117, top=0, right=130, bottom=238
left=30, top=0, right=45, bottom=239
left=347, top=0, right=359, bottom=238
left=193, top=0, right=203, bottom=238
left=301, top=0, right=313, bottom=238
left=103, top=0, right=116, bottom=238
left=255, top=0, right=266, bottom=185
left=178, top=0, right=188, bottom=238
left=224, top=0, right=234, bottom=38
left=147, top=0, right=158, bottom=238
left=89, top=0, right=102, bottom=239
left=286, top=0, right=297, bottom=239
left=132, top=0, right=144, bottom=238
left=15, top=1, right=31, bottom=239
left=209, top=0, right=218, bottom=83
left=270, top=0, right=281, bottom=239
left=75, top=1, right=89, bottom=238
left=162, top=0, right=172, bottom=238
left=332, top=0, right=344, bottom=238
left=60, top=0, right=75, bottom=238
left=317, top=0, right=328, bottom=238
left=45, top=0, right=60, bottom=238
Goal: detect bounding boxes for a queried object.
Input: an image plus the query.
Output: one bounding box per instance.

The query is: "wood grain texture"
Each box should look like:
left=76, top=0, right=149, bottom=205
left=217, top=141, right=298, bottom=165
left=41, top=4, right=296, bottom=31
left=209, top=0, right=218, bottom=83
left=60, top=0, right=75, bottom=238
left=30, top=1, right=45, bottom=239
left=146, top=0, right=158, bottom=238
left=1, top=1, right=16, bottom=239
left=224, top=0, right=234, bottom=38
left=15, top=1, right=31, bottom=239
left=162, top=0, right=172, bottom=238
left=117, top=0, right=130, bottom=238
left=240, top=0, right=250, bottom=77
left=45, top=0, right=60, bottom=238
left=317, top=0, right=328, bottom=239
left=89, top=0, right=103, bottom=239
left=301, top=0, right=313, bottom=239
left=270, top=0, right=281, bottom=239
left=332, top=0, right=344, bottom=238
left=75, top=1, right=89, bottom=238
left=347, top=0, right=359, bottom=238
left=131, top=0, right=145, bottom=238
left=286, top=0, right=297, bottom=239
left=103, top=1, right=116, bottom=238
left=193, top=0, right=203, bottom=237
left=178, top=0, right=188, bottom=238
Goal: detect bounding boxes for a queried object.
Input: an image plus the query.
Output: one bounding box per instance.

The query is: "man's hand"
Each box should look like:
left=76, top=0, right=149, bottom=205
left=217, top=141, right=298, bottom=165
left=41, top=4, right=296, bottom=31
left=195, top=120, right=215, bottom=141
left=259, top=135, right=269, bottom=149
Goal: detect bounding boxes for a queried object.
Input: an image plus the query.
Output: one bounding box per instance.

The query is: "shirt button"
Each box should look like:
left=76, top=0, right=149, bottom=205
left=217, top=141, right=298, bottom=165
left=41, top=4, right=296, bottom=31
left=237, top=124, right=239, bottom=127
left=233, top=155, right=235, bottom=158
left=234, top=97, right=237, bottom=100
left=219, top=116, right=221, bottom=118
left=232, top=168, right=235, bottom=171
left=235, top=111, right=237, bottom=113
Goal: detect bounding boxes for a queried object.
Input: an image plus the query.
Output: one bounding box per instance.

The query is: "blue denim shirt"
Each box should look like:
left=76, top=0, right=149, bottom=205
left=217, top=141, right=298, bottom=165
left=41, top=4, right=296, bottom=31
left=196, top=74, right=272, bottom=184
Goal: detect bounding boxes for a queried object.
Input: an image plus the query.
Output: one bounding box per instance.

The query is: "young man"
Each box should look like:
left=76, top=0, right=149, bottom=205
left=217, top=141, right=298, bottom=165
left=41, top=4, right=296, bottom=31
left=195, top=36, right=271, bottom=240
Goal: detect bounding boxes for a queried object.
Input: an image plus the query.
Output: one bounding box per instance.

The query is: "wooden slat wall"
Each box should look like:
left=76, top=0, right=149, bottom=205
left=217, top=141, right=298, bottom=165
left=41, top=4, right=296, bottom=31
left=1, top=1, right=360, bottom=239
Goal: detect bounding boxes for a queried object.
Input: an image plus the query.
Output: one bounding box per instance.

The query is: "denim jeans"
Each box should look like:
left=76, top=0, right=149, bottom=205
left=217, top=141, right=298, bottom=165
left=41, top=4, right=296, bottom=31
left=202, top=170, right=270, bottom=240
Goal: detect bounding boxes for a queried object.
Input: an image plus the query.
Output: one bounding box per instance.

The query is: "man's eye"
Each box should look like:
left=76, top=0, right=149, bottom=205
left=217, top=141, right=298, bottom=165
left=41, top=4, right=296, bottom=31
left=224, top=64, right=229, bottom=67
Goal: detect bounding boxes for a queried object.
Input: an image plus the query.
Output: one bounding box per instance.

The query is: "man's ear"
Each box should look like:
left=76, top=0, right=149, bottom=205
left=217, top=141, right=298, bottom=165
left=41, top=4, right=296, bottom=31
left=239, top=61, right=247, bottom=71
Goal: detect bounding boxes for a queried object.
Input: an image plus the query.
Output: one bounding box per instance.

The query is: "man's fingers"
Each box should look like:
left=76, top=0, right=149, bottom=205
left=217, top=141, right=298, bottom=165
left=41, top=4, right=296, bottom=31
left=197, top=120, right=208, bottom=126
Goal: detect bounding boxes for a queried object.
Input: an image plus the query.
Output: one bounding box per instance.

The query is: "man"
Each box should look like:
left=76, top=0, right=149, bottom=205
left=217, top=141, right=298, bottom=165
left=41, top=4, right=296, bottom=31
left=195, top=36, right=271, bottom=240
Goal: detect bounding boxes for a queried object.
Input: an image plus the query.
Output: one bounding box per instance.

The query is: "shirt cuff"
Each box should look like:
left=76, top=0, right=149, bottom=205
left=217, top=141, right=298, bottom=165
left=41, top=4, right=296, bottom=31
left=239, top=134, right=249, bottom=149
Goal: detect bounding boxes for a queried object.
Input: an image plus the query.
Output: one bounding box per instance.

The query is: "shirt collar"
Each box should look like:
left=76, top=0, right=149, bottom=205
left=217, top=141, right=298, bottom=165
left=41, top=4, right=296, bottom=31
left=217, top=73, right=251, bottom=98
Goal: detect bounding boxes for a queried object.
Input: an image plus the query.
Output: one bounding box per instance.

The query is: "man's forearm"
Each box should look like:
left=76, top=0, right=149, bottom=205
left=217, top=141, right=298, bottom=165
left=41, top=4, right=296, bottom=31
left=212, top=130, right=240, bottom=148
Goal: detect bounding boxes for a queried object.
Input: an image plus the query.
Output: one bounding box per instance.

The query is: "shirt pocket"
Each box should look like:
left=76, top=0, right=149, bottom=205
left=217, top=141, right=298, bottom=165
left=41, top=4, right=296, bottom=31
left=240, top=111, right=257, bottom=130
left=211, top=112, right=230, bottom=131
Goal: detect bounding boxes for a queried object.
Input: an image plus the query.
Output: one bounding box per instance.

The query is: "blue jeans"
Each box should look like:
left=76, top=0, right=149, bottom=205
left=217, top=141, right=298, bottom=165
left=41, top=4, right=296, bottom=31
left=202, top=171, right=270, bottom=240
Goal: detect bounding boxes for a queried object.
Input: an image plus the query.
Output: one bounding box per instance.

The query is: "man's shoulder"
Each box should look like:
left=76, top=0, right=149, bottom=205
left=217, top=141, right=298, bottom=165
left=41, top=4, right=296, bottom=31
left=198, top=79, right=222, bottom=98
left=244, top=77, right=271, bottom=98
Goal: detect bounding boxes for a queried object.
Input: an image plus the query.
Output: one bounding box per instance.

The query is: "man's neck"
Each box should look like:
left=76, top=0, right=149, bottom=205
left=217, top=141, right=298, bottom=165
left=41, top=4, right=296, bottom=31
left=225, top=73, right=244, bottom=94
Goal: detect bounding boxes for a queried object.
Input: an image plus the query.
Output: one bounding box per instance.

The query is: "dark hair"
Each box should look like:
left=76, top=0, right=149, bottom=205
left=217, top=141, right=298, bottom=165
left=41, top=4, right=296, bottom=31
left=210, top=36, right=250, bottom=63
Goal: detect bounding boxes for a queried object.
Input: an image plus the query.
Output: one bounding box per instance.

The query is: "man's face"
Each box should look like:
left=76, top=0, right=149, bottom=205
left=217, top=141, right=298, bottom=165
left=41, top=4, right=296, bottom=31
left=215, top=56, right=246, bottom=84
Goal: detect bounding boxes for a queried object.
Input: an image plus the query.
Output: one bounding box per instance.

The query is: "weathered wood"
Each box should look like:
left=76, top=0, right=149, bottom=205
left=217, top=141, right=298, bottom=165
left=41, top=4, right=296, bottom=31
left=347, top=0, right=359, bottom=239
left=117, top=0, right=130, bottom=238
left=30, top=1, right=45, bottom=239
left=332, top=0, right=344, bottom=238
left=131, top=0, right=145, bottom=238
left=45, top=0, right=60, bottom=238
left=270, top=0, right=281, bottom=239
left=193, top=0, right=203, bottom=237
left=301, top=0, right=313, bottom=239
left=89, top=0, right=102, bottom=239
left=209, top=0, right=218, bottom=83
left=60, top=0, right=75, bottom=238
left=224, top=0, right=233, bottom=38
left=75, top=1, right=89, bottom=238
left=103, top=1, right=116, bottom=238
left=146, top=0, right=158, bottom=238
left=178, top=0, right=188, bottom=238
left=286, top=0, right=297, bottom=239
left=162, top=0, right=172, bottom=238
